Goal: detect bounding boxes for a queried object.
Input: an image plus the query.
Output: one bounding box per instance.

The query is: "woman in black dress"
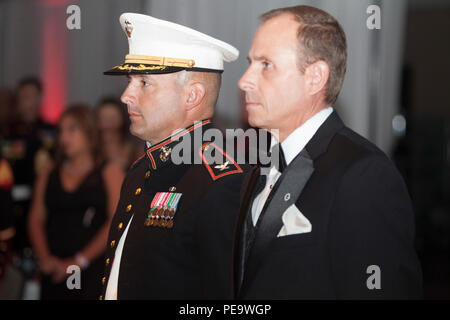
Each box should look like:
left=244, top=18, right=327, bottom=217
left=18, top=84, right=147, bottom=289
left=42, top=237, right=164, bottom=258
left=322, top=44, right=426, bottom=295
left=28, top=105, right=124, bottom=299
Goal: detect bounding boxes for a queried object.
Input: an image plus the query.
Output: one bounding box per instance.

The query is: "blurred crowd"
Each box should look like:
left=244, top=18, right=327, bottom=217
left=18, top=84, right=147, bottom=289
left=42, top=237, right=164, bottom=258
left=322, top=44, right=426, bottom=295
left=0, top=77, right=144, bottom=299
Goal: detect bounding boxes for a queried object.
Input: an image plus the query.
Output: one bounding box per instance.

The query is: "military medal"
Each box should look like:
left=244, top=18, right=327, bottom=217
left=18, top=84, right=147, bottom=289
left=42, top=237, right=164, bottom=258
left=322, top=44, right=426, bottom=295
left=153, top=202, right=165, bottom=227
left=146, top=206, right=157, bottom=226
left=159, top=209, right=168, bottom=228
left=146, top=191, right=182, bottom=228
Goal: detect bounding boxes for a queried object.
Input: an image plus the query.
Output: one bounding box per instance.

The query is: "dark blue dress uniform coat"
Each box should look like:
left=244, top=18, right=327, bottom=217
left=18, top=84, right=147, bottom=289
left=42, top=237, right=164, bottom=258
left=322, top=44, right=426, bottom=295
left=100, top=120, right=247, bottom=299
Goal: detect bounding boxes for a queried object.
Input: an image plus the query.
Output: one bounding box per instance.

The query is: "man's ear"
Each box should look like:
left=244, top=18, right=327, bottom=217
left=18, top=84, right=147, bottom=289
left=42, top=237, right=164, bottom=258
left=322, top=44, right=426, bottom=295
left=185, top=82, right=206, bottom=111
left=305, top=60, right=330, bottom=97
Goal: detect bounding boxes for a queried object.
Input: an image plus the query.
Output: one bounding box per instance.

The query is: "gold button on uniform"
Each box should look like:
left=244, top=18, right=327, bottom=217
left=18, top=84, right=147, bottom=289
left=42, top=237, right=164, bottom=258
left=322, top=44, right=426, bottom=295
left=105, top=258, right=110, bottom=266
left=110, top=240, right=116, bottom=248
left=118, top=222, right=123, bottom=230
left=169, top=186, right=176, bottom=192
left=135, top=188, right=142, bottom=195
left=126, top=204, right=132, bottom=212
left=102, top=277, right=106, bottom=285
left=99, top=295, right=103, bottom=300
left=145, top=171, right=151, bottom=179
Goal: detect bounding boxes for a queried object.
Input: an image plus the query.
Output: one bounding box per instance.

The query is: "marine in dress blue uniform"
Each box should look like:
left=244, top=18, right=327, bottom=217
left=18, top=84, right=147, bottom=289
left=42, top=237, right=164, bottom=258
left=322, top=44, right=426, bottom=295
left=99, top=13, right=246, bottom=299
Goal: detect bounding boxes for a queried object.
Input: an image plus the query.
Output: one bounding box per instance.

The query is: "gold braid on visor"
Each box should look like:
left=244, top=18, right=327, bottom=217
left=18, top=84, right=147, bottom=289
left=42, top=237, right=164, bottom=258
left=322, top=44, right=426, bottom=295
left=124, top=54, right=195, bottom=68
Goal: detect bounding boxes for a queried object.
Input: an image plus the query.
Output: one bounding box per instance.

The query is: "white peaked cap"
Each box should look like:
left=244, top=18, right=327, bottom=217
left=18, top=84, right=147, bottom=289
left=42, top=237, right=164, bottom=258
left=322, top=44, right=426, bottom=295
left=104, top=13, right=239, bottom=75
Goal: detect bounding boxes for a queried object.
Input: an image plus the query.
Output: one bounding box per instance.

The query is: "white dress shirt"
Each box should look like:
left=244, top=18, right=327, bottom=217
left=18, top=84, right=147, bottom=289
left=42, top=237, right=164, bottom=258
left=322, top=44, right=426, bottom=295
left=251, top=107, right=333, bottom=226
left=105, top=216, right=133, bottom=300
left=105, top=141, right=152, bottom=299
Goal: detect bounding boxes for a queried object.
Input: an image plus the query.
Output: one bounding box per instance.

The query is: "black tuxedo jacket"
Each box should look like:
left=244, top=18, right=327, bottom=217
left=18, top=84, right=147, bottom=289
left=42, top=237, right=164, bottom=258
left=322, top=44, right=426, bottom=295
left=234, top=111, right=423, bottom=299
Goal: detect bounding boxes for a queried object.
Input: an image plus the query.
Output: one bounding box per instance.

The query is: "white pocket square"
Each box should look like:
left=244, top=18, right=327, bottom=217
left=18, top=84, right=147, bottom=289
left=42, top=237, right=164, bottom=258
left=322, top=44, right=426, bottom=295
left=277, top=203, right=312, bottom=237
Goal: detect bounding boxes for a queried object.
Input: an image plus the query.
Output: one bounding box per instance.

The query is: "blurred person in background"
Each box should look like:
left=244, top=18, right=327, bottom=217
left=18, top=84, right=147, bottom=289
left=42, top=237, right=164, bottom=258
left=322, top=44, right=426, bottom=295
left=3, top=78, right=56, bottom=276
left=28, top=105, right=123, bottom=299
left=95, top=97, right=143, bottom=171
left=13, top=78, right=52, bottom=131
left=0, top=156, right=15, bottom=282
left=10, top=77, right=56, bottom=154
left=0, top=87, right=15, bottom=139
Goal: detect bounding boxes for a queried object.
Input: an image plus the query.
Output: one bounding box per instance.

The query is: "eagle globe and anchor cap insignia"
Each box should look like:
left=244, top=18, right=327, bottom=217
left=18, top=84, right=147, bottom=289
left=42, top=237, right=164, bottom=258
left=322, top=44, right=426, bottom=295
left=124, top=20, right=133, bottom=38
left=103, top=13, right=239, bottom=75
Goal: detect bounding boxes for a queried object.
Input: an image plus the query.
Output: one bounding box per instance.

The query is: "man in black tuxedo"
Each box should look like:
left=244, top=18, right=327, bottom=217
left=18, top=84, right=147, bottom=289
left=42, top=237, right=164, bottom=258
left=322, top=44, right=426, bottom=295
left=234, top=5, right=423, bottom=299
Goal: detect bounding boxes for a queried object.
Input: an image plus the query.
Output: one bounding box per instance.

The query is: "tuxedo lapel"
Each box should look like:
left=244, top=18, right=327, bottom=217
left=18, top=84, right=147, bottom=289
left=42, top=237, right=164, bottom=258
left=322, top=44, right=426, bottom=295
left=237, top=110, right=345, bottom=297
left=234, top=165, right=261, bottom=295
left=240, top=149, right=314, bottom=294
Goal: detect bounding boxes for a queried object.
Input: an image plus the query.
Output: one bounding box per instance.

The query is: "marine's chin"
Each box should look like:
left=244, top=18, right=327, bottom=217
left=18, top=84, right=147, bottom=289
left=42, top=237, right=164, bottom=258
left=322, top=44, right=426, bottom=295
left=129, top=124, right=146, bottom=141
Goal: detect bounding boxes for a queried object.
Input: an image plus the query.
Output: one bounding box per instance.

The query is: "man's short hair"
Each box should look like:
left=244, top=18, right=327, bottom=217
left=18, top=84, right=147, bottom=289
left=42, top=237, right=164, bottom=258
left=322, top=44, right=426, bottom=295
left=185, top=71, right=222, bottom=108
left=17, top=77, right=43, bottom=94
left=261, top=5, right=347, bottom=105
